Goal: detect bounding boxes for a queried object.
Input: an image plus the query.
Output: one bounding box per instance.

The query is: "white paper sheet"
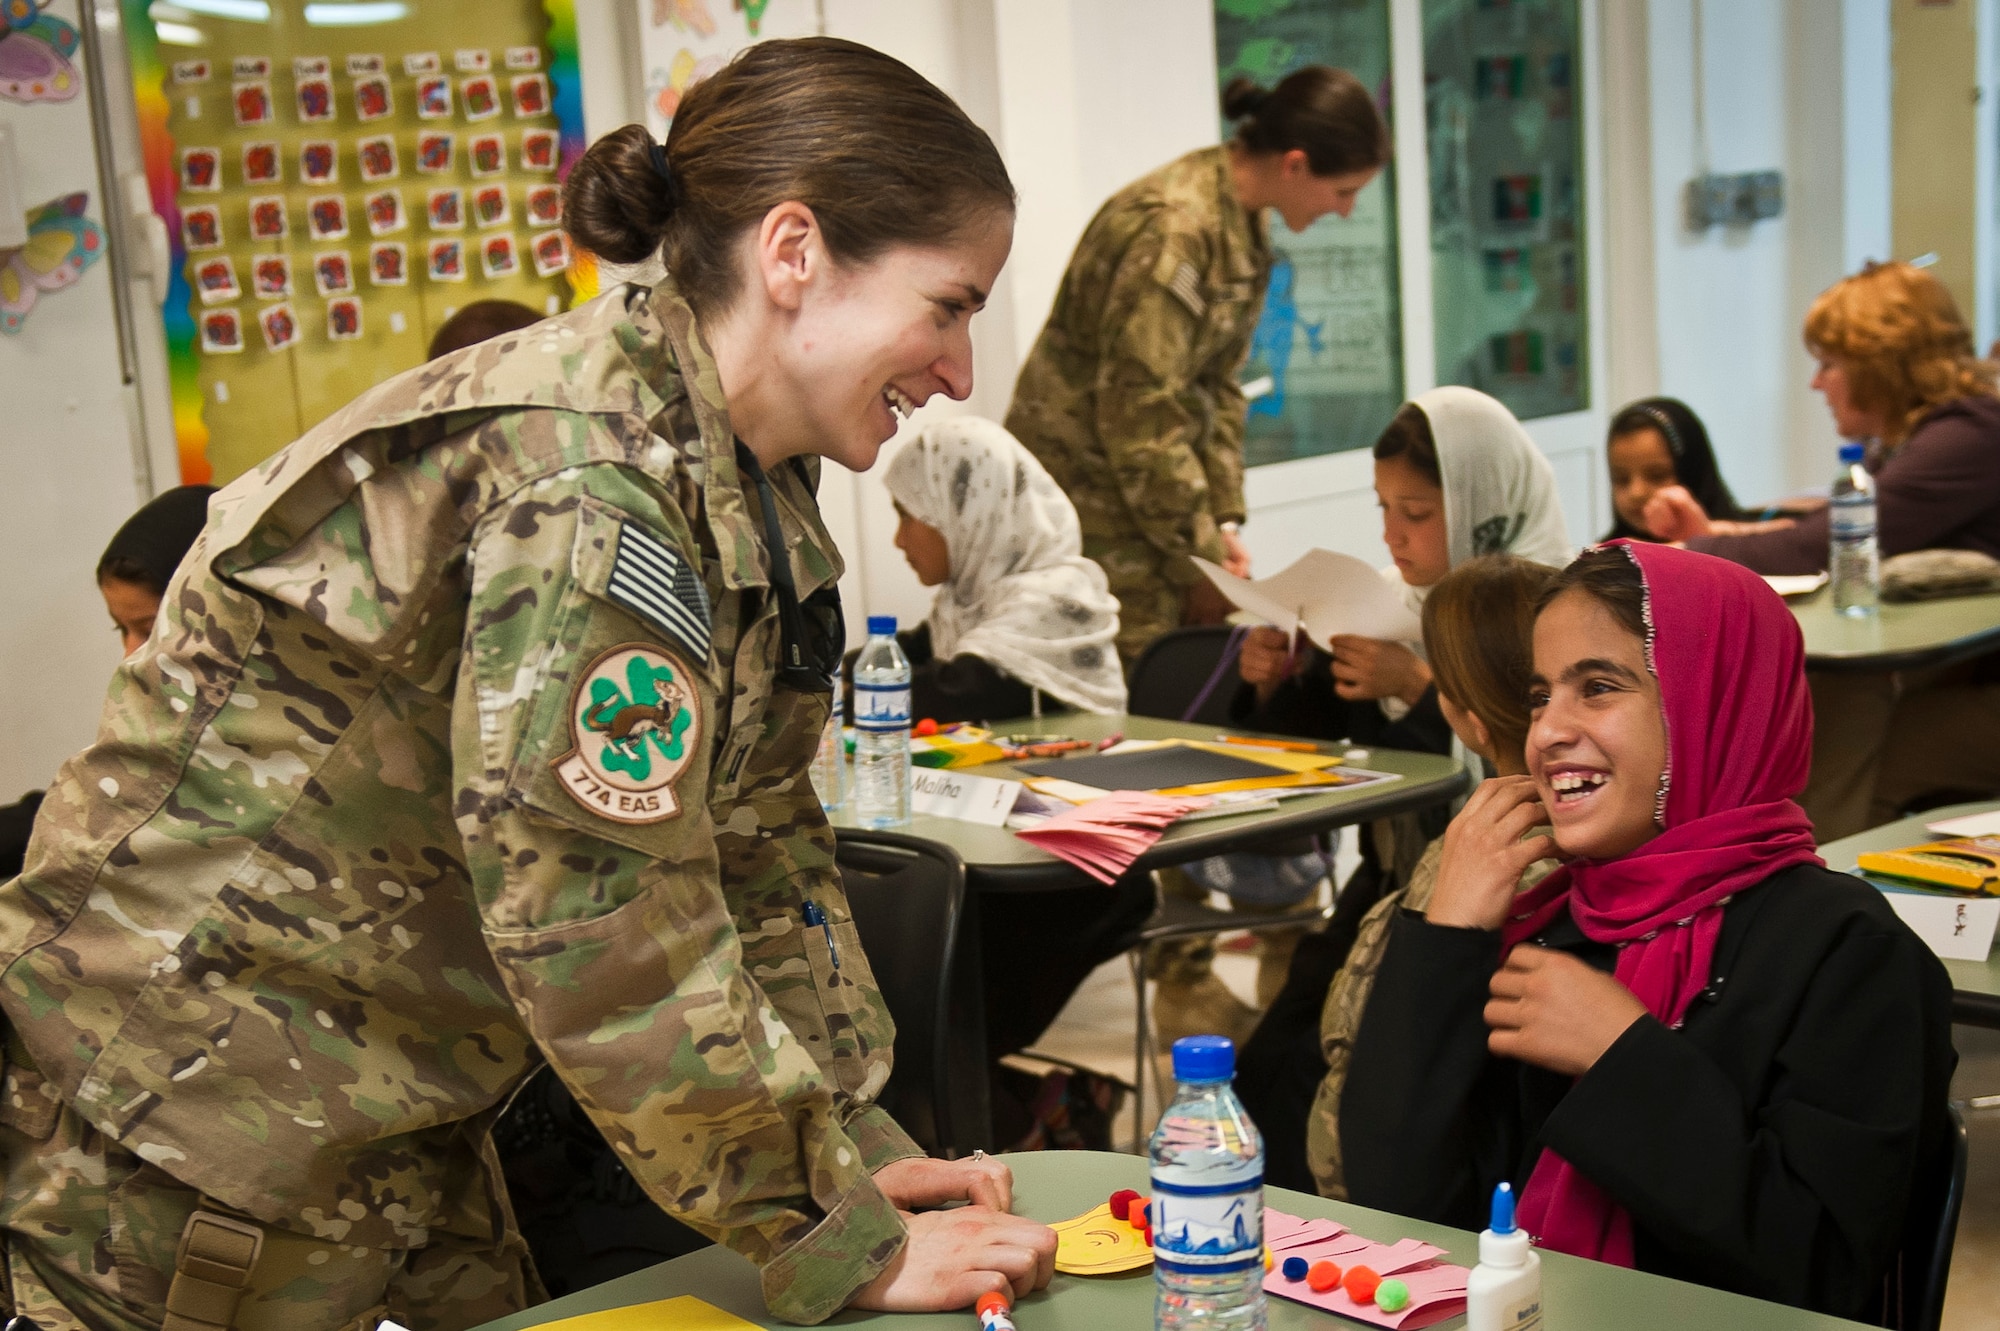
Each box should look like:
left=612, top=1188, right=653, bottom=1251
left=1926, top=810, right=2000, bottom=839
left=1193, top=549, right=1421, bottom=649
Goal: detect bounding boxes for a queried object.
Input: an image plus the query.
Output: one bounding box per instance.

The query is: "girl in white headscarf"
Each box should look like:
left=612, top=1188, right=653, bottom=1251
left=882, top=416, right=1127, bottom=719
left=1238, top=385, right=1570, bottom=723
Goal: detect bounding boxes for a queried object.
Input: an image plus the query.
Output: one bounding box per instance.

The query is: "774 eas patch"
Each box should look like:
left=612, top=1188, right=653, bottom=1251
left=554, top=643, right=702, bottom=824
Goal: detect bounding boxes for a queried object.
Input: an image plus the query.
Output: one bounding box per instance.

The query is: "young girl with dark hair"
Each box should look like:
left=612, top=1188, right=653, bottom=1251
left=0, top=38, right=1051, bottom=1329
left=1007, top=65, right=1392, bottom=668
left=1600, top=397, right=1742, bottom=541
left=1342, top=543, right=1955, bottom=1319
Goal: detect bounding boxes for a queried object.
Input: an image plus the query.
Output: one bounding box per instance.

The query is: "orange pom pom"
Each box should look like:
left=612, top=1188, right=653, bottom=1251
left=1343, top=1265, right=1382, bottom=1303
left=1306, top=1260, right=1342, bottom=1293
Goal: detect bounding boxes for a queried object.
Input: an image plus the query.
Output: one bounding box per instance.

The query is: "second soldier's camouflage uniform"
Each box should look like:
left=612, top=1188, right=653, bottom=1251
left=1005, top=146, right=1271, bottom=668
left=0, top=277, right=919, bottom=1329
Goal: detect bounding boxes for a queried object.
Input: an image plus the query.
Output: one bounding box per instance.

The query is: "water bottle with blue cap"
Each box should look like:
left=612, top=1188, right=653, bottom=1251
left=1150, top=1034, right=1266, bottom=1329
left=851, top=615, right=911, bottom=827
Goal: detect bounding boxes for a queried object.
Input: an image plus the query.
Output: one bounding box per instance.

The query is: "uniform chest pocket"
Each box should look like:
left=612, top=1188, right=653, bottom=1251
left=500, top=497, right=724, bottom=864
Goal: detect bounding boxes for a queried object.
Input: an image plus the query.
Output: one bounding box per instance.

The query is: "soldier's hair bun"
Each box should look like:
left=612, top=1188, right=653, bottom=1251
left=1225, top=65, right=1391, bottom=177
left=1221, top=76, right=1270, bottom=122
left=564, top=124, right=679, bottom=266
left=560, top=38, right=1014, bottom=320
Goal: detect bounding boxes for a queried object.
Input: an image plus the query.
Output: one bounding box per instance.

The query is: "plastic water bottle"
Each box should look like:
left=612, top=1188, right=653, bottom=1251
left=850, top=615, right=911, bottom=828
left=809, top=693, right=846, bottom=812
left=1151, top=1035, right=1266, bottom=1331
left=1830, top=441, right=1880, bottom=617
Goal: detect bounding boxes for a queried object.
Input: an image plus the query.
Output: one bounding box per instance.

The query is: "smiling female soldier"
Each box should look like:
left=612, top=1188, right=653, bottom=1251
left=0, top=38, right=1055, bottom=1331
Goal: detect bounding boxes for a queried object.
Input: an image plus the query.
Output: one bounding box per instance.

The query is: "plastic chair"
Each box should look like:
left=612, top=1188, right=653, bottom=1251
left=1127, top=624, right=1247, bottom=725
left=1121, top=869, right=1333, bottom=1142
left=1877, top=1100, right=1969, bottom=1331
left=835, top=831, right=992, bottom=1157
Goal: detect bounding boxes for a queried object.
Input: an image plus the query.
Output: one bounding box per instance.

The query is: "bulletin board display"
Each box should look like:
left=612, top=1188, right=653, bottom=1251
left=121, top=0, right=591, bottom=485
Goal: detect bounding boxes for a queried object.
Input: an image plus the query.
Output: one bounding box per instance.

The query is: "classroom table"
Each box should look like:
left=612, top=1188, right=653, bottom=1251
left=1819, top=799, right=2000, bottom=1030
left=1791, top=589, right=2000, bottom=672
left=470, top=1149, right=1870, bottom=1331
left=828, top=713, right=1468, bottom=892
left=827, top=714, right=1466, bottom=1154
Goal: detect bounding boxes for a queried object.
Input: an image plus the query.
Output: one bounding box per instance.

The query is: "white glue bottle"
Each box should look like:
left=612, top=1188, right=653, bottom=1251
left=1467, top=1182, right=1543, bottom=1331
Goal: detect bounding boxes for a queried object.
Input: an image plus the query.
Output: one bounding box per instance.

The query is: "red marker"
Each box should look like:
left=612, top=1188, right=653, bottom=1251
left=975, top=1290, right=1017, bottom=1331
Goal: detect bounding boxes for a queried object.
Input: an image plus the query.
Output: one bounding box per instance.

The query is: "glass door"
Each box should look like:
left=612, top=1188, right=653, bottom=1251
left=1422, top=0, right=1588, bottom=420
left=1214, top=0, right=1403, bottom=466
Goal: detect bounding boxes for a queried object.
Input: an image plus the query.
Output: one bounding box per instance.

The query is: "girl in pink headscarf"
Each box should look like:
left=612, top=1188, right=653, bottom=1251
left=1340, top=542, right=1955, bottom=1319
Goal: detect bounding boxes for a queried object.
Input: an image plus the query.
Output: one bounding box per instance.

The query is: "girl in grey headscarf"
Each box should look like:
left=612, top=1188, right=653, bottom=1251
left=883, top=416, right=1127, bottom=718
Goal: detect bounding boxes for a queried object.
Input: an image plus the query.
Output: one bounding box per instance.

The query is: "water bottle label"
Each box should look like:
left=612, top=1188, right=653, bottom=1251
left=1830, top=507, right=1875, bottom=540
left=1149, top=1178, right=1263, bottom=1272
left=853, top=682, right=910, bottom=731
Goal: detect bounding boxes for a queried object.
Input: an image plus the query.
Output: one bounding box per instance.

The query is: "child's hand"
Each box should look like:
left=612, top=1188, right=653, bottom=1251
left=1425, top=776, right=1553, bottom=932
left=1237, top=626, right=1296, bottom=700
left=1484, top=945, right=1647, bottom=1077
left=1641, top=485, right=1710, bottom=541
left=1327, top=635, right=1432, bottom=705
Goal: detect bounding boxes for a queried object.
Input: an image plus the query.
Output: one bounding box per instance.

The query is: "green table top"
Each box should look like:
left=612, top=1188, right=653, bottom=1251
left=471, top=1150, right=1867, bottom=1331
left=1818, top=800, right=2000, bottom=1025
left=1791, top=589, right=2000, bottom=672
left=828, top=714, right=1466, bottom=888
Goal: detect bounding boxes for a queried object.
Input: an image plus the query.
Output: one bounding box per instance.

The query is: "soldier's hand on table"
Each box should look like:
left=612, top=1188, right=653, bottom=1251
left=1327, top=635, right=1432, bottom=705
left=874, top=1153, right=1014, bottom=1212
left=1485, top=945, right=1647, bottom=1077
left=1237, top=626, right=1298, bottom=700
left=848, top=1206, right=1058, bottom=1312
left=1425, top=776, right=1553, bottom=932
left=1220, top=526, right=1252, bottom=578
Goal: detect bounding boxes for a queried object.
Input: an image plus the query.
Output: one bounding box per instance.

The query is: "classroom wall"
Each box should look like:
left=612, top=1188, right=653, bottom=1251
left=1641, top=0, right=1853, bottom=510
left=0, top=0, right=152, bottom=799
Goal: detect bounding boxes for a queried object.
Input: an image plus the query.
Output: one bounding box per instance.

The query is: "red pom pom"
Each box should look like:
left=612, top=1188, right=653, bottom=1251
left=1306, top=1260, right=1342, bottom=1292
left=913, top=717, right=940, bottom=737
left=1140, top=1223, right=1152, bottom=1246
left=1343, top=1265, right=1382, bottom=1304
left=1107, top=1189, right=1139, bottom=1220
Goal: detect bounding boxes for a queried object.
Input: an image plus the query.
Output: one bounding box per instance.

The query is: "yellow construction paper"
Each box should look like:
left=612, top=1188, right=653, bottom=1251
left=531, top=1295, right=764, bottom=1329
left=1053, top=1202, right=1155, bottom=1275
left=1185, top=741, right=1343, bottom=773
left=1155, top=770, right=1347, bottom=798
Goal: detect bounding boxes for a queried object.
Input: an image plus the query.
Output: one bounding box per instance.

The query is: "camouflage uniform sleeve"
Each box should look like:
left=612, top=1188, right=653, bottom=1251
left=1092, top=223, right=1231, bottom=586
left=1204, top=375, right=1248, bottom=527
left=452, top=468, right=909, bottom=1325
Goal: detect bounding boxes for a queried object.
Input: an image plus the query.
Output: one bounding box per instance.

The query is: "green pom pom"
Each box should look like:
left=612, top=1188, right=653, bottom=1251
left=1376, top=1278, right=1410, bottom=1313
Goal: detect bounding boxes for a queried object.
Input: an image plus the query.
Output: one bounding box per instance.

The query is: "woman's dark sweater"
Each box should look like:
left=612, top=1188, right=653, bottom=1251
left=1342, top=863, right=1956, bottom=1320
left=1691, top=394, right=2000, bottom=575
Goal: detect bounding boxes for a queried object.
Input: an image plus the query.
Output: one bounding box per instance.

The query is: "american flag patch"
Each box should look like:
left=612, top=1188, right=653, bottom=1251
left=606, top=522, right=712, bottom=664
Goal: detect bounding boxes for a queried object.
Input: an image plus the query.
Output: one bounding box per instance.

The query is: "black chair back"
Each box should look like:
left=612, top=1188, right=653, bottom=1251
left=1128, top=625, right=1245, bottom=725
left=1880, top=1100, right=1968, bottom=1331
left=836, top=831, right=991, bottom=1157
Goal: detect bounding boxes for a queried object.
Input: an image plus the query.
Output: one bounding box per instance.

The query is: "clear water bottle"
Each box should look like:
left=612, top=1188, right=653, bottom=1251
left=809, top=692, right=846, bottom=812
left=1830, top=441, right=1880, bottom=617
left=850, top=615, right=911, bottom=829
left=1151, top=1035, right=1266, bottom=1331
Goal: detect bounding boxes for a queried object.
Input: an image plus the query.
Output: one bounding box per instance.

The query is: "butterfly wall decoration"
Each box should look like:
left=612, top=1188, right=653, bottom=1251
left=0, top=192, right=105, bottom=334
left=0, top=0, right=79, bottom=104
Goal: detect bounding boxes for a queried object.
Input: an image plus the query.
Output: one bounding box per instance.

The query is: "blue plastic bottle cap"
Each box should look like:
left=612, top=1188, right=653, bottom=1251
left=1839, top=442, right=1866, bottom=463
left=1489, top=1181, right=1517, bottom=1236
left=866, top=615, right=897, bottom=636
left=1170, top=1034, right=1235, bottom=1083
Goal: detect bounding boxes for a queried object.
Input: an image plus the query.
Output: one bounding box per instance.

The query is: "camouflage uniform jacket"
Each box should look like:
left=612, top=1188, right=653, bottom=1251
left=1005, top=146, right=1271, bottom=587
left=0, top=277, right=921, bottom=1325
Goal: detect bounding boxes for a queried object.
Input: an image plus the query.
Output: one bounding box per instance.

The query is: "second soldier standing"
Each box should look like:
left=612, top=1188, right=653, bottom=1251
left=1005, top=67, right=1392, bottom=670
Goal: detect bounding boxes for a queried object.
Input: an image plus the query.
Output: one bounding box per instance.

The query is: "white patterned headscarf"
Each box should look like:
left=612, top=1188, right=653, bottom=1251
left=884, top=418, right=1127, bottom=715
left=1397, top=385, right=1574, bottom=614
